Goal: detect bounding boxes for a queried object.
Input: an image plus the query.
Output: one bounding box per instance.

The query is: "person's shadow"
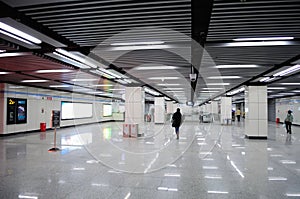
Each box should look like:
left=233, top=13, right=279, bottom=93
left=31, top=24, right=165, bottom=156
left=285, top=134, right=292, bottom=145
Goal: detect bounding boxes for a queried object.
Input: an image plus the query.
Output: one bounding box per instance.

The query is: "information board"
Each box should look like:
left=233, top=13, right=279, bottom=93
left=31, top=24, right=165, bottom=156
left=52, top=110, right=61, bottom=128
left=7, top=98, right=27, bottom=125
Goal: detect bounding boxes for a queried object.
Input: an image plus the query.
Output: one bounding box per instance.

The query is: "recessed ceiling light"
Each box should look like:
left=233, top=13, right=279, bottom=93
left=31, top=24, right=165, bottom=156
left=206, top=83, right=230, bottom=86
left=233, top=37, right=294, bottom=41
left=135, top=66, right=178, bottom=70
left=207, top=76, right=241, bottom=79
left=215, top=65, right=259, bottom=69
left=111, top=41, right=165, bottom=46
left=21, top=80, right=49, bottom=83
left=148, top=77, right=180, bottom=80
left=36, top=69, right=72, bottom=73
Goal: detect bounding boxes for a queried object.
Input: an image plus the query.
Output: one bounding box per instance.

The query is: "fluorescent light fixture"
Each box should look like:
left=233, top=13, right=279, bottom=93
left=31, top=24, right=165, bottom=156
left=0, top=22, right=41, bottom=44
left=100, top=69, right=122, bottom=78
left=267, top=87, right=286, bottom=90
left=202, top=166, right=218, bottom=170
left=111, top=41, right=164, bottom=46
left=0, top=71, right=10, bottom=75
left=273, top=65, right=300, bottom=77
left=88, top=91, right=104, bottom=94
left=163, top=88, right=184, bottom=90
left=112, top=45, right=169, bottom=51
left=148, top=77, right=180, bottom=80
left=72, top=167, right=85, bottom=171
left=116, top=79, right=128, bottom=84
left=109, top=89, right=125, bottom=91
left=292, top=90, right=300, bottom=93
left=0, top=49, right=6, bottom=53
left=227, top=87, right=245, bottom=96
left=202, top=88, right=223, bottom=90
left=206, top=83, right=230, bottom=86
left=123, top=79, right=132, bottom=83
left=71, top=79, right=98, bottom=82
left=268, top=177, right=287, bottom=181
left=55, top=48, right=97, bottom=68
left=49, top=85, right=70, bottom=88
left=90, top=70, right=114, bottom=79
left=157, top=83, right=181, bottom=86
left=207, top=191, right=228, bottom=194
left=164, top=97, right=171, bottom=100
left=53, top=52, right=90, bottom=69
left=135, top=66, right=178, bottom=70
left=166, top=91, right=184, bottom=93
left=9, top=86, right=25, bottom=89
left=18, top=195, right=38, bottom=199
left=0, top=52, right=29, bottom=57
left=280, top=160, right=296, bottom=164
left=226, top=41, right=291, bottom=47
left=204, top=176, right=222, bottom=179
left=215, top=65, right=259, bottom=69
left=286, top=193, right=300, bottom=197
left=36, top=69, right=72, bottom=73
left=144, top=87, right=160, bottom=96
left=124, top=192, right=131, bottom=199
left=280, top=82, right=300, bottom=85
left=260, top=77, right=276, bottom=82
left=200, top=91, right=220, bottom=93
left=233, top=37, right=294, bottom=41
left=164, top=173, right=181, bottom=177
left=21, top=79, right=48, bottom=83
left=207, top=76, right=241, bottom=79
left=91, top=84, right=114, bottom=87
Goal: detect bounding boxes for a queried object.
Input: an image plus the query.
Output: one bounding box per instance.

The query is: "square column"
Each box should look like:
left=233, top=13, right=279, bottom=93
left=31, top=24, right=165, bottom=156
left=154, top=97, right=165, bottom=124
left=245, top=86, right=268, bottom=139
left=125, top=87, right=145, bottom=123
left=221, top=97, right=232, bottom=125
left=166, top=101, right=173, bottom=114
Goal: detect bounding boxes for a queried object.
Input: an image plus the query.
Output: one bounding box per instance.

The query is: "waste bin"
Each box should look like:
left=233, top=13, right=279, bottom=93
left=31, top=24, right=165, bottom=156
left=276, top=118, right=280, bottom=123
left=40, top=122, right=46, bottom=132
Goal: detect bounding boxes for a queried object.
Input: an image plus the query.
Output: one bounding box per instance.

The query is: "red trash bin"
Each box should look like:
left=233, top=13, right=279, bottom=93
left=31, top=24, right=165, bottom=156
left=40, top=123, right=46, bottom=132
left=276, top=118, right=280, bottom=123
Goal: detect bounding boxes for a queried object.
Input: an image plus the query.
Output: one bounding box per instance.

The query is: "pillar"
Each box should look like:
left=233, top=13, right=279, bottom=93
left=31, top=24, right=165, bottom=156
left=125, top=87, right=145, bottom=123
left=221, top=97, right=232, bottom=125
left=154, top=97, right=165, bottom=124
left=166, top=101, right=173, bottom=114
left=245, top=86, right=268, bottom=139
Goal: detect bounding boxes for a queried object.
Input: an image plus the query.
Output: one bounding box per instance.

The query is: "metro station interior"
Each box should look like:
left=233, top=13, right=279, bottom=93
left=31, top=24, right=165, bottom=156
left=0, top=0, right=300, bottom=198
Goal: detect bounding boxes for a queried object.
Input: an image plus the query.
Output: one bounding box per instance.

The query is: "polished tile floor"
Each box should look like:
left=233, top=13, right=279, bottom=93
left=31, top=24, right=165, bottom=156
left=0, top=120, right=300, bottom=199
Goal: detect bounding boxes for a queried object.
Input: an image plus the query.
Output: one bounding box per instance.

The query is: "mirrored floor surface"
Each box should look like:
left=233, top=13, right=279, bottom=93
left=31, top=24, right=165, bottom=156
left=0, top=121, right=299, bottom=199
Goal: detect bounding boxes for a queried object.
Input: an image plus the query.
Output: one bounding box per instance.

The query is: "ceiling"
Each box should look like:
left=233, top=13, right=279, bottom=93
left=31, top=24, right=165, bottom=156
left=0, top=0, right=300, bottom=104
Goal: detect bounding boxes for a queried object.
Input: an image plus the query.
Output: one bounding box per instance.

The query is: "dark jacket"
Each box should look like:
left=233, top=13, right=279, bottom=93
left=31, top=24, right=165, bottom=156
left=172, top=111, right=182, bottom=127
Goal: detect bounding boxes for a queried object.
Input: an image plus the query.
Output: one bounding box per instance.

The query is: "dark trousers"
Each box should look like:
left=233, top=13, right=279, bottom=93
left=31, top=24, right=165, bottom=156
left=285, top=121, right=292, bottom=134
left=237, top=115, right=241, bottom=122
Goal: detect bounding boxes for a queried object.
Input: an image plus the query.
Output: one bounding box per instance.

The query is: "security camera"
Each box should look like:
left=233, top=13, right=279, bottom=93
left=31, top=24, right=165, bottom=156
left=189, top=73, right=197, bottom=82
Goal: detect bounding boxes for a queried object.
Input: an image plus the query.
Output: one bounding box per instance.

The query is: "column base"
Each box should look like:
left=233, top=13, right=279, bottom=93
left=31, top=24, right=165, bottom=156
left=245, top=135, right=267, bottom=140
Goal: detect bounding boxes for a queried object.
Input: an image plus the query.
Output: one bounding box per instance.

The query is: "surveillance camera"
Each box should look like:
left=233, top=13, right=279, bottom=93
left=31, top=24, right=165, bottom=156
left=189, top=73, right=197, bottom=82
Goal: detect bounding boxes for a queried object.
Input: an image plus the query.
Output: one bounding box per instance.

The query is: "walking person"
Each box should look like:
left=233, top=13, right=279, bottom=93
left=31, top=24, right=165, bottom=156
left=284, top=110, right=293, bottom=134
left=236, top=108, right=241, bottom=122
left=172, top=108, right=182, bottom=140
